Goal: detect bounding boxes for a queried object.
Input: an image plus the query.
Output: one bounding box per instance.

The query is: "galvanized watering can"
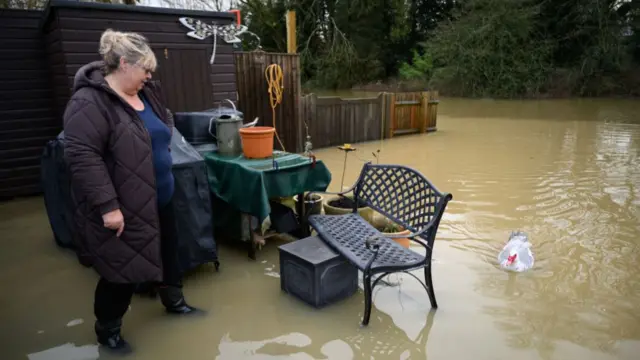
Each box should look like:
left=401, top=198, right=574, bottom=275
left=207, top=100, right=258, bottom=155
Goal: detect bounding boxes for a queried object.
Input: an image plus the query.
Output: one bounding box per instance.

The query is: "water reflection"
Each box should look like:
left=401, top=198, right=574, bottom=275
left=455, top=99, right=640, bottom=359
left=216, top=332, right=404, bottom=359
left=215, top=280, right=435, bottom=359
left=27, top=343, right=99, bottom=360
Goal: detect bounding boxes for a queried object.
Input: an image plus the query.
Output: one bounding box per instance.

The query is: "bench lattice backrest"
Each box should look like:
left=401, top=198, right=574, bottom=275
left=354, top=163, right=449, bottom=245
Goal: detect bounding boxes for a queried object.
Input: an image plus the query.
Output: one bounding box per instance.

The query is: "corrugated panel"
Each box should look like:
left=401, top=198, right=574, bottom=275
left=0, top=10, right=56, bottom=199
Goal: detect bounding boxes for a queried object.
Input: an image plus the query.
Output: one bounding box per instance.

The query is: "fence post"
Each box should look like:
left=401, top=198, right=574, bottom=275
left=380, top=92, right=390, bottom=139
left=426, top=90, right=439, bottom=132
left=421, top=91, right=429, bottom=133
left=389, top=93, right=396, bottom=138
left=377, top=92, right=384, bottom=141
left=286, top=10, right=297, bottom=54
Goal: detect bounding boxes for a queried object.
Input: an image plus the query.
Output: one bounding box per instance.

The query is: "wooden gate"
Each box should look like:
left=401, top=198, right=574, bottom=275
left=389, top=91, right=439, bottom=137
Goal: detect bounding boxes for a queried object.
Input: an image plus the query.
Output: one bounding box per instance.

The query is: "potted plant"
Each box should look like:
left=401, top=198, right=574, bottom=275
left=381, top=223, right=411, bottom=248
left=370, top=213, right=411, bottom=248
left=323, top=194, right=374, bottom=222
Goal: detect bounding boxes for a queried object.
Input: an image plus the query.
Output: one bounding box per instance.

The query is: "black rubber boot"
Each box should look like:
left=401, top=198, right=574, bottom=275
left=158, top=286, right=206, bottom=315
left=95, top=319, right=133, bottom=355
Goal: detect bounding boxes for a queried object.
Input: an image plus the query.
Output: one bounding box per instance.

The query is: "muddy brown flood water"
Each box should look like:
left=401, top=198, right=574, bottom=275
left=1, top=97, right=640, bottom=360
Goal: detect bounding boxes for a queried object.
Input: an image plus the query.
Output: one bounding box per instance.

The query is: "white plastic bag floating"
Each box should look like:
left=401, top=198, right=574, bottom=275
left=498, top=231, right=534, bottom=272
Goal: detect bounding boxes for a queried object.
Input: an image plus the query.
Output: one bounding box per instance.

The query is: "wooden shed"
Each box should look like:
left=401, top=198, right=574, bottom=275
left=0, top=9, right=57, bottom=198
left=41, top=0, right=239, bottom=117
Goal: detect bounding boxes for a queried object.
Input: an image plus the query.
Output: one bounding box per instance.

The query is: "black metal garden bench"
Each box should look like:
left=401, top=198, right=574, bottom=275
left=307, top=163, right=453, bottom=326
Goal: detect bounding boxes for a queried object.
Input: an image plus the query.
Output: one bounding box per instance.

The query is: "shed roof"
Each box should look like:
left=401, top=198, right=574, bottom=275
left=39, top=0, right=235, bottom=30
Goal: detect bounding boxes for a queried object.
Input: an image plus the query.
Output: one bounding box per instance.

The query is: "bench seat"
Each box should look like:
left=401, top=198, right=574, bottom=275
left=308, top=213, right=425, bottom=273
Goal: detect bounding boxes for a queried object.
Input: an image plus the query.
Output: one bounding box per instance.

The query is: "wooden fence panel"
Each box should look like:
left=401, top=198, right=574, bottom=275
left=234, top=52, right=302, bottom=153
left=241, top=87, right=438, bottom=154
left=393, top=92, right=422, bottom=134
left=389, top=91, right=440, bottom=137
left=301, top=94, right=384, bottom=149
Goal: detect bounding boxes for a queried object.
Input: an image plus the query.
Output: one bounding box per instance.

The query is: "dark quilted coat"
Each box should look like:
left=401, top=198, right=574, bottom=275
left=63, top=61, right=173, bottom=284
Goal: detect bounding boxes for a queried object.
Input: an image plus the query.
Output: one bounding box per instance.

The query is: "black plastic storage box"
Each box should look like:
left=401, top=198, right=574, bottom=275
left=173, top=107, right=244, bottom=146
left=278, top=236, right=358, bottom=308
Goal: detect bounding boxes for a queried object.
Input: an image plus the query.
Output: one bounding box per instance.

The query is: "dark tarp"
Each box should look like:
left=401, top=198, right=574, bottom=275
left=40, top=129, right=219, bottom=273
left=40, top=132, right=77, bottom=249
left=169, top=128, right=219, bottom=272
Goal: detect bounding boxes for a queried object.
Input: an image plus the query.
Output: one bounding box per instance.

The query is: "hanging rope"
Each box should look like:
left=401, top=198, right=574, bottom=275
left=265, top=63, right=286, bottom=152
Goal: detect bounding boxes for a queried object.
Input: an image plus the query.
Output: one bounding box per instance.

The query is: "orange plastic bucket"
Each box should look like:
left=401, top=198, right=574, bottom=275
left=239, top=126, right=276, bottom=158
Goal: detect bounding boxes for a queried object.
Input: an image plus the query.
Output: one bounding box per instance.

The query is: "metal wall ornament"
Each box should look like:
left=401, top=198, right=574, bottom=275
left=178, top=17, right=261, bottom=64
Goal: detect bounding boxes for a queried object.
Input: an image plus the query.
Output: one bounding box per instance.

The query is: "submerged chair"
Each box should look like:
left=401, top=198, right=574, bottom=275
left=307, top=163, right=452, bottom=325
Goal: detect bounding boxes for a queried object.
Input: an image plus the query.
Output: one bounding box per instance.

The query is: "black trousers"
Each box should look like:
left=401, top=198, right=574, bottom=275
left=94, top=198, right=182, bottom=324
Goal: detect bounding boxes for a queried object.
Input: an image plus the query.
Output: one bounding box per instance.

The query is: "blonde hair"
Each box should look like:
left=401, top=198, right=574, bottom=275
left=99, top=29, right=157, bottom=73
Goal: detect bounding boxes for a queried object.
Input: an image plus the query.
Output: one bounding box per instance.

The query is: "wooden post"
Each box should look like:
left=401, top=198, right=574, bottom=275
left=389, top=93, right=396, bottom=138
left=380, top=92, right=386, bottom=140
left=421, top=91, right=429, bottom=133
left=410, top=105, right=416, bottom=131
left=286, top=10, right=297, bottom=54
left=426, top=91, right=439, bottom=132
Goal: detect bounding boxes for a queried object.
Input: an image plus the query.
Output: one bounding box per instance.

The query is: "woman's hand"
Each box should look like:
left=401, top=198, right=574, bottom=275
left=103, top=209, right=125, bottom=237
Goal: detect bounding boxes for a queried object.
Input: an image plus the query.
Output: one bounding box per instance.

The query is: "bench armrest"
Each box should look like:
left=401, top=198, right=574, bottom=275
left=364, top=234, right=383, bottom=272
left=384, top=229, right=427, bottom=239
left=382, top=224, right=433, bottom=250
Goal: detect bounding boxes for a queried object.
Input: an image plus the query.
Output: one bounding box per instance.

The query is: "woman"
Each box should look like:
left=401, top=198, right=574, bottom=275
left=63, top=29, right=203, bottom=355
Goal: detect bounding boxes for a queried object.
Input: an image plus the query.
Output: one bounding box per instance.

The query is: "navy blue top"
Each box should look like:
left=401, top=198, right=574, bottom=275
left=137, top=96, right=174, bottom=208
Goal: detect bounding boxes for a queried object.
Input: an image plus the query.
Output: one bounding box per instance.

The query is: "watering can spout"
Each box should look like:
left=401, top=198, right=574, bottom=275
left=242, top=117, right=259, bottom=128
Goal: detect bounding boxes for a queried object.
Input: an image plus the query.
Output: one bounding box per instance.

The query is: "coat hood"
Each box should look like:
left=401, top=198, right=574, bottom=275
left=70, top=60, right=173, bottom=129
left=72, top=60, right=108, bottom=94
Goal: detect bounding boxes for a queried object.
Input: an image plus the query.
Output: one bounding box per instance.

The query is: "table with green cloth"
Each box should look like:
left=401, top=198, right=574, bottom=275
left=204, top=150, right=332, bottom=257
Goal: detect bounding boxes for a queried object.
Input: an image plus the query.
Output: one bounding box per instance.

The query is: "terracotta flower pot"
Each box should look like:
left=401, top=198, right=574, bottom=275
left=370, top=213, right=411, bottom=248
left=383, top=229, right=411, bottom=248
left=238, top=126, right=275, bottom=158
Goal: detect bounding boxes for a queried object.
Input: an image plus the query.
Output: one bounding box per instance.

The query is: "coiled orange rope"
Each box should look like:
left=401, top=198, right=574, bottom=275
left=265, top=63, right=286, bottom=152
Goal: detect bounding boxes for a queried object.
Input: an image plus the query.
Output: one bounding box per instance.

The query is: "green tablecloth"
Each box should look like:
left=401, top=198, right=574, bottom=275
left=204, top=150, right=332, bottom=224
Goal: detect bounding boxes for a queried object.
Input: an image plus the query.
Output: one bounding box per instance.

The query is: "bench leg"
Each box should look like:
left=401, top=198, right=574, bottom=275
left=362, top=272, right=374, bottom=326
left=424, top=264, right=438, bottom=308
